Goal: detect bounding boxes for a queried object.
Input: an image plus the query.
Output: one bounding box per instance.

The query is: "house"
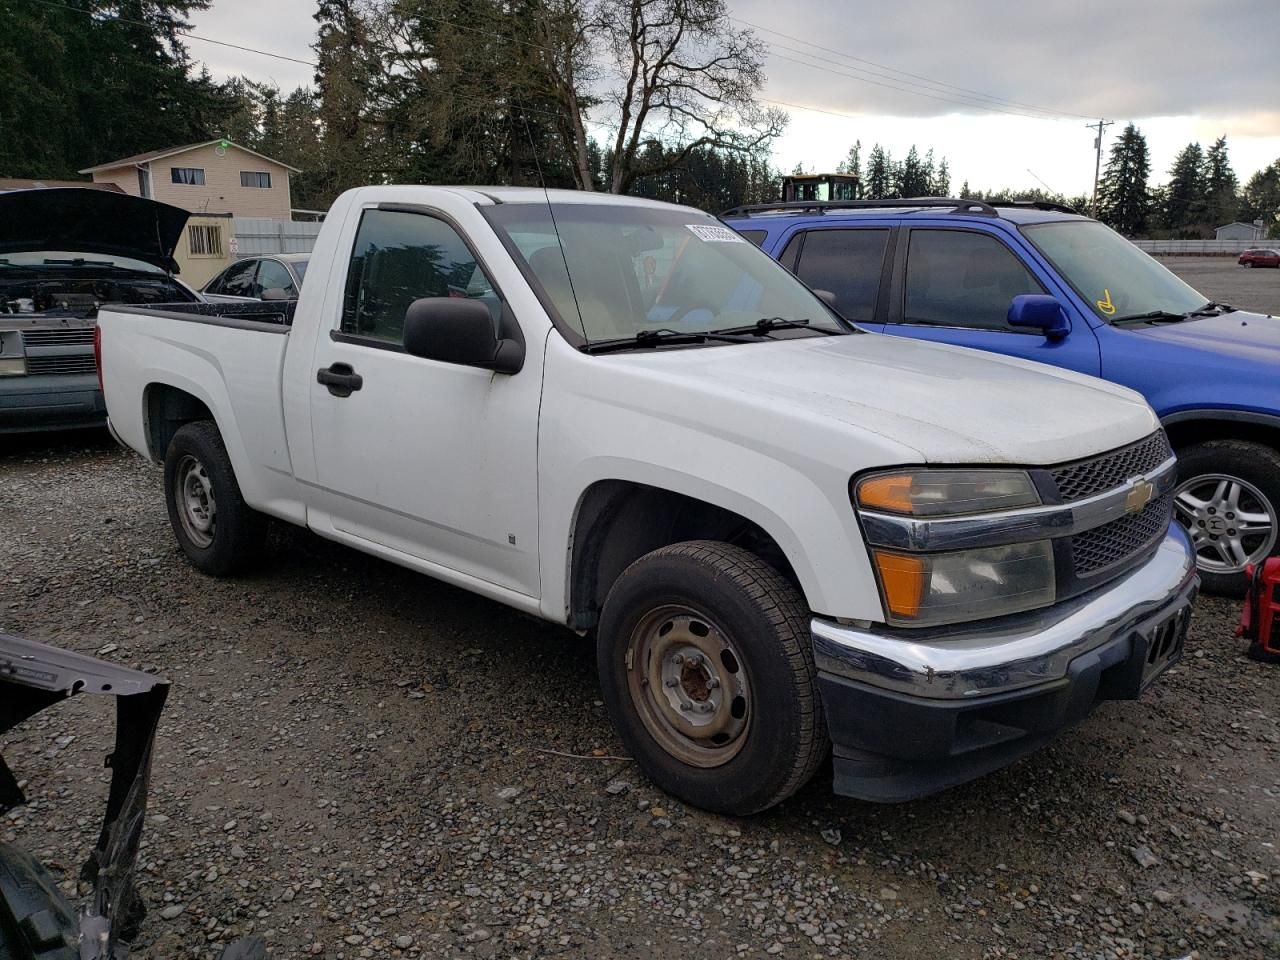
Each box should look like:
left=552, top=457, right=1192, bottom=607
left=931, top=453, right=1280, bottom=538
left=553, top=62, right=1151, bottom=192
left=1214, top=221, right=1266, bottom=242
left=78, top=140, right=299, bottom=221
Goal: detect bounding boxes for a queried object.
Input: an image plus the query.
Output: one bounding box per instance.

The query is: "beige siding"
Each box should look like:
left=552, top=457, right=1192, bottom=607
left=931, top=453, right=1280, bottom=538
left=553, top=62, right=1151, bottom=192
left=91, top=165, right=144, bottom=197
left=173, top=215, right=233, bottom=288
left=90, top=144, right=292, bottom=219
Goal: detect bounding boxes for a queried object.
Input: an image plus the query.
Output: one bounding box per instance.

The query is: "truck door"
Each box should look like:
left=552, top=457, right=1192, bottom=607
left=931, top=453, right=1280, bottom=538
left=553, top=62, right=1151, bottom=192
left=305, top=204, right=541, bottom=599
left=878, top=227, right=1101, bottom=375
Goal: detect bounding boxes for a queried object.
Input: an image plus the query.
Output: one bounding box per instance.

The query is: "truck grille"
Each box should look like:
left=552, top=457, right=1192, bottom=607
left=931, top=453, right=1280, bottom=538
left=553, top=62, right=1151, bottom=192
left=21, top=328, right=95, bottom=347
left=1071, top=493, right=1173, bottom=577
left=24, top=354, right=97, bottom=376
left=1051, top=431, right=1172, bottom=502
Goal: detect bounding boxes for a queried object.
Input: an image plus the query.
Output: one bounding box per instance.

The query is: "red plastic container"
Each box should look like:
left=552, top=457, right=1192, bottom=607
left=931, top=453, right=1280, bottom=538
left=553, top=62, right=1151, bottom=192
left=1237, top=557, right=1280, bottom=662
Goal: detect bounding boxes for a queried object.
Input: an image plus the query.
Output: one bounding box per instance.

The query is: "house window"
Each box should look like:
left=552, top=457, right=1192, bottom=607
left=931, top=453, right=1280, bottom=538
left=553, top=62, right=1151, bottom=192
left=240, top=171, right=272, bottom=188
left=171, top=167, right=205, bottom=185
left=188, top=224, right=222, bottom=257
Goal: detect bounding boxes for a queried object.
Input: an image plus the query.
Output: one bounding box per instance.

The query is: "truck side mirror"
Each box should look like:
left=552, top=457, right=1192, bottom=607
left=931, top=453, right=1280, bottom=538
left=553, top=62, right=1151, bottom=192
left=1007, top=294, right=1070, bottom=341
left=402, top=298, right=524, bottom=374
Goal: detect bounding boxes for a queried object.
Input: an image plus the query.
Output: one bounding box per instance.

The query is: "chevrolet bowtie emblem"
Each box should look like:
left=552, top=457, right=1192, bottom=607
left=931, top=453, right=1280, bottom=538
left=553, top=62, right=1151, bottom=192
left=1125, top=479, right=1155, bottom=514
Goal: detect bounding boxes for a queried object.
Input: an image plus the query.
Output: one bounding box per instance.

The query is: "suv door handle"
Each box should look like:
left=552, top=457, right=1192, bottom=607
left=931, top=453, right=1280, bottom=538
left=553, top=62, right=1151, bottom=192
left=317, top=362, right=363, bottom=397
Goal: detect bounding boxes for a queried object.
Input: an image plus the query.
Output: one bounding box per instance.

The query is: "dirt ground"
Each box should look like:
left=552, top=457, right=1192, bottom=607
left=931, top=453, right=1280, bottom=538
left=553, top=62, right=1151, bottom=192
left=2, top=256, right=1278, bottom=959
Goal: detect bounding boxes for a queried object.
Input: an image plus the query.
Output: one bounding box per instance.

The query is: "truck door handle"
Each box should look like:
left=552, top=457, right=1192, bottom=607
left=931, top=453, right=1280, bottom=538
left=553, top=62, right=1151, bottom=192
left=317, top=363, right=363, bottom=397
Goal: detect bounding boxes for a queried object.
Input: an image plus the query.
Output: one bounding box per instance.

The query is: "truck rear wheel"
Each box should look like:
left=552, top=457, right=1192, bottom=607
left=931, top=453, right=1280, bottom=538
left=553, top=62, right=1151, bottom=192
left=1174, top=439, right=1280, bottom=597
left=596, top=541, right=828, bottom=815
left=163, top=421, right=266, bottom=576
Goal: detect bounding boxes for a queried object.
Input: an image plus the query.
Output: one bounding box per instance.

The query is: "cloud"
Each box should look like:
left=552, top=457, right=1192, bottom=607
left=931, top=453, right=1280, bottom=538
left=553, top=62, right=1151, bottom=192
left=738, top=0, right=1280, bottom=128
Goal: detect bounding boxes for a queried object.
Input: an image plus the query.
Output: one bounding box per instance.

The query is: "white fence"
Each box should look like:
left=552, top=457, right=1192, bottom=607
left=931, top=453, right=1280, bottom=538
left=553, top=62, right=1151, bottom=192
left=1132, top=239, right=1267, bottom=256
left=232, top=218, right=323, bottom=257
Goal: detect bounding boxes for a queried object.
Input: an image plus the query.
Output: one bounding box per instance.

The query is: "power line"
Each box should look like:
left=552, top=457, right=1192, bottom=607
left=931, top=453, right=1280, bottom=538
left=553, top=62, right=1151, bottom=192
left=30, top=0, right=320, bottom=66
left=731, top=15, right=1099, bottom=122
left=766, top=49, right=1068, bottom=122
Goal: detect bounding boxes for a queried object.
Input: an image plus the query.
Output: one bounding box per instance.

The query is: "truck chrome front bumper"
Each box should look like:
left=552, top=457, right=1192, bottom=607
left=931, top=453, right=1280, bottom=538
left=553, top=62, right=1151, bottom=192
left=814, top=525, right=1198, bottom=700
left=811, top=526, right=1199, bottom=802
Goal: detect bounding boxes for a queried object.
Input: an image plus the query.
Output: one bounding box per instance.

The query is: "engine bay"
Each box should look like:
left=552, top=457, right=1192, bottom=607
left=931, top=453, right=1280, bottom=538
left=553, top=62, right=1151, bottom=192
left=1, top=274, right=193, bottom=318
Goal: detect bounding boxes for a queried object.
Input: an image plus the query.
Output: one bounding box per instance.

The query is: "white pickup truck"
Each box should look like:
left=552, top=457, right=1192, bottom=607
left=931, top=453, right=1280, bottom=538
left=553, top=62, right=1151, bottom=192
left=98, top=186, right=1198, bottom=814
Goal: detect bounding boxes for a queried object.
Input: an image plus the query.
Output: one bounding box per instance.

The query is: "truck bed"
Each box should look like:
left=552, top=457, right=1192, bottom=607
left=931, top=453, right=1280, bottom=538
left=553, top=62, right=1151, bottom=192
left=104, top=299, right=297, bottom=327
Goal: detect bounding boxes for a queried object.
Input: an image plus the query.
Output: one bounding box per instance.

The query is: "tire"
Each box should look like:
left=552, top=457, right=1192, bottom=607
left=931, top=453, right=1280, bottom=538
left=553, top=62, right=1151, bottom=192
left=596, top=541, right=828, bottom=815
left=1173, top=439, right=1280, bottom=597
left=163, top=421, right=267, bottom=576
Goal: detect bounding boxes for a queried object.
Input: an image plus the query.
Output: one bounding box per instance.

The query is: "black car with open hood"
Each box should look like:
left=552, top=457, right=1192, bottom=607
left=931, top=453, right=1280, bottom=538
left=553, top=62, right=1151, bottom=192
left=0, top=188, right=203, bottom=433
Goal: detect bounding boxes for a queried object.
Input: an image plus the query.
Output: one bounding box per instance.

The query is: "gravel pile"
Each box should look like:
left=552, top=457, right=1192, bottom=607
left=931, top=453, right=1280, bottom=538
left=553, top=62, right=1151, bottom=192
left=2, top=435, right=1277, bottom=959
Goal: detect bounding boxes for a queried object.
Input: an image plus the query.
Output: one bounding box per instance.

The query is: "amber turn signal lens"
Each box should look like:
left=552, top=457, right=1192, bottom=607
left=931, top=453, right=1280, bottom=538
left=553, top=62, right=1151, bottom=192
left=857, top=474, right=915, bottom=514
left=872, top=551, right=925, bottom=618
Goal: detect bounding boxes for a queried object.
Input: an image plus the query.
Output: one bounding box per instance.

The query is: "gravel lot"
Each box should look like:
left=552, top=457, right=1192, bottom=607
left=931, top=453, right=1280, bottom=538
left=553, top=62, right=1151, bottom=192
left=1161, top=256, right=1280, bottom=316
left=2, top=256, right=1278, bottom=959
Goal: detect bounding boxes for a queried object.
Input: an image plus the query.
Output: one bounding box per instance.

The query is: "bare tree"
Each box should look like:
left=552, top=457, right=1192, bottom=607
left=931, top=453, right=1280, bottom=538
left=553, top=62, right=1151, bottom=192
left=542, top=0, right=784, bottom=193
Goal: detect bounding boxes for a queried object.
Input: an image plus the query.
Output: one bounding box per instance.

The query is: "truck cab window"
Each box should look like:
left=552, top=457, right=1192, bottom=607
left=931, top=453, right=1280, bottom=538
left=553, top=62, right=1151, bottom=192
left=341, top=209, right=498, bottom=344
left=256, top=259, right=295, bottom=297
left=901, top=230, right=1044, bottom=332
left=219, top=260, right=259, bottom=299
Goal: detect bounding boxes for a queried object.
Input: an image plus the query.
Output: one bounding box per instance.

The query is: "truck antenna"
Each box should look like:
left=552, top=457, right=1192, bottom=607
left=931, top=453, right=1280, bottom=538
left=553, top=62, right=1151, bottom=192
left=518, top=106, right=589, bottom=347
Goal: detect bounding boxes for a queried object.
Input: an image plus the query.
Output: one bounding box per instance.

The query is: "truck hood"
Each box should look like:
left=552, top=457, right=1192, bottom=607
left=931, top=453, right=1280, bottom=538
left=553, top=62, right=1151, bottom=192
left=610, top=332, right=1159, bottom=465
left=0, top=188, right=190, bottom=273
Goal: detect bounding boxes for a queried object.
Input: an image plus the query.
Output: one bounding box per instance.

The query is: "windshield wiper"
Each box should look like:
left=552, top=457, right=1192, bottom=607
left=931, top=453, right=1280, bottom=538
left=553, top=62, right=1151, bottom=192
left=581, top=327, right=756, bottom=355
left=706, top=316, right=841, bottom=338
left=1111, top=309, right=1198, bottom=325
left=1190, top=300, right=1235, bottom=316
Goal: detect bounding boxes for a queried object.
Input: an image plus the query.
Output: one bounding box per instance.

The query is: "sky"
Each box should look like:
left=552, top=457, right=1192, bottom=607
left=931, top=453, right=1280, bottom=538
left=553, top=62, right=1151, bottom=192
left=187, top=0, right=1280, bottom=199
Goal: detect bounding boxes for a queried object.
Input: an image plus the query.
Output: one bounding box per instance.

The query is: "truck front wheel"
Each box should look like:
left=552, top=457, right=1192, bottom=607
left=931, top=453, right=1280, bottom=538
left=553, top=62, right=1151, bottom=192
left=163, top=421, right=266, bottom=576
left=596, top=541, right=828, bottom=815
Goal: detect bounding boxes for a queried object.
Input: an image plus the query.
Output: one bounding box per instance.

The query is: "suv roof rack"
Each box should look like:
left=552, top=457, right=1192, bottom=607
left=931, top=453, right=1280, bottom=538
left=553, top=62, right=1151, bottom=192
left=987, top=200, right=1082, bottom=215
left=721, top=197, right=998, bottom=218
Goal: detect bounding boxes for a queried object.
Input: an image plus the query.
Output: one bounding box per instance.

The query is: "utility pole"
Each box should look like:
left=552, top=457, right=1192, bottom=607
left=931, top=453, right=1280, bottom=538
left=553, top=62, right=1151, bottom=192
left=1086, top=119, right=1114, bottom=217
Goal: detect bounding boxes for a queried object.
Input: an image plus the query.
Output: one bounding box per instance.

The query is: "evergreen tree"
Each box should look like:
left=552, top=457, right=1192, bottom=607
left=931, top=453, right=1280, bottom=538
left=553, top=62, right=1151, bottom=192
left=836, top=140, right=861, bottom=186
left=1097, top=123, right=1151, bottom=236
left=1162, top=142, right=1205, bottom=233
left=865, top=144, right=892, bottom=199
left=896, top=146, right=929, bottom=197
left=931, top=157, right=951, bottom=197
left=1202, top=136, right=1239, bottom=227
left=959, top=178, right=971, bottom=198
left=1241, top=160, right=1280, bottom=236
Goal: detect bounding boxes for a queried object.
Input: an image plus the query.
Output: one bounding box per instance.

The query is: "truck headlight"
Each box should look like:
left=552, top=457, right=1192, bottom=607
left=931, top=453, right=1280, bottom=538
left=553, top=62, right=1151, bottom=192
left=869, top=540, right=1056, bottom=626
left=856, top=469, right=1040, bottom=516
left=0, top=331, right=25, bottom=375
left=0, top=358, right=25, bottom=376
left=855, top=469, right=1055, bottom=626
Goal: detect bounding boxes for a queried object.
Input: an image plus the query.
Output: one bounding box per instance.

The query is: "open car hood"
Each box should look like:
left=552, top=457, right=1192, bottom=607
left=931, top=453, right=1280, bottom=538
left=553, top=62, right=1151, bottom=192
left=0, top=188, right=190, bottom=273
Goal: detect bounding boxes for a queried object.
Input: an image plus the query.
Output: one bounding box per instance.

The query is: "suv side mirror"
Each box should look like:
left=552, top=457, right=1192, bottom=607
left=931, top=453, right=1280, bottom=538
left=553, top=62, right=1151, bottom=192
left=403, top=298, right=524, bottom=374
left=1008, top=294, right=1070, bottom=341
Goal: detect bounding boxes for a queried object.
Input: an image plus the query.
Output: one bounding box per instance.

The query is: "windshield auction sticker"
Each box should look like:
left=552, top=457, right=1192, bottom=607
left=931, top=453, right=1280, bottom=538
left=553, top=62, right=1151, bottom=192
left=686, top=224, right=746, bottom=243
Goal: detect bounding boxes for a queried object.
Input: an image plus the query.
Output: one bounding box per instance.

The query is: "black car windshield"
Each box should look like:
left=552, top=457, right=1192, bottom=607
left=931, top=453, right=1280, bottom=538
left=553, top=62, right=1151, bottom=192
left=1021, top=220, right=1208, bottom=321
left=485, top=203, right=846, bottom=344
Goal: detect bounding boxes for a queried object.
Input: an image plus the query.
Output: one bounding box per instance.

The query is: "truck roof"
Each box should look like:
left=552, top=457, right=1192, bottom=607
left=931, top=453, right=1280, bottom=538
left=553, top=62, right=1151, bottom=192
left=426, top=185, right=696, bottom=212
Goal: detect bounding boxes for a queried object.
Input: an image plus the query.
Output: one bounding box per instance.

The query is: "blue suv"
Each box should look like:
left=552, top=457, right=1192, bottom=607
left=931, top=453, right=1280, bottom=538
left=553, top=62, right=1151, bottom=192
left=723, top=198, right=1280, bottom=595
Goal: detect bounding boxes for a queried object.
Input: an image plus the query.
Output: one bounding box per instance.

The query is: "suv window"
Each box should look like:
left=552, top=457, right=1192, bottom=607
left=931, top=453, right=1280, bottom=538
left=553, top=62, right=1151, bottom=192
left=791, top=229, right=890, bottom=322
left=256, top=259, right=295, bottom=296
left=341, top=209, right=498, bottom=344
left=901, top=229, right=1044, bottom=332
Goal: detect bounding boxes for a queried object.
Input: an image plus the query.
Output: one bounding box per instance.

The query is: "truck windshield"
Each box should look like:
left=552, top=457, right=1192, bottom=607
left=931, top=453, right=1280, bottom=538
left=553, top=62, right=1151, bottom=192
left=1021, top=220, right=1209, bottom=322
left=485, top=203, right=847, bottom=345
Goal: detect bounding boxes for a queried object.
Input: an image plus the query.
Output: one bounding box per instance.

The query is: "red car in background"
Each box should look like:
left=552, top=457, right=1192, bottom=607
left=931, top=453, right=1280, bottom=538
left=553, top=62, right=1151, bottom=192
left=1238, top=248, right=1280, bottom=267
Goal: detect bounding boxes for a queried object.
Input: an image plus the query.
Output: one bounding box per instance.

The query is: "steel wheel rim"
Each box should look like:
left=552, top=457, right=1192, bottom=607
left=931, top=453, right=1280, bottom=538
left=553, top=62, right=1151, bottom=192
left=1173, top=472, right=1277, bottom=574
left=174, top=454, right=217, bottom=548
left=624, top=604, right=752, bottom=768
